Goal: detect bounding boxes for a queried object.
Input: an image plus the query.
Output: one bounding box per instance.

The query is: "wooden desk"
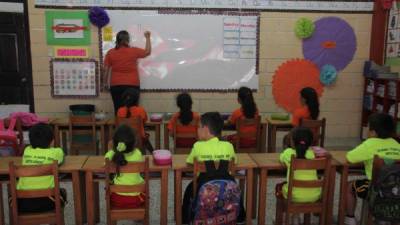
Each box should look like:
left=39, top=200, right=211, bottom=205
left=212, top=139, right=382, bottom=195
left=50, top=118, right=108, bottom=154
left=0, top=156, right=88, bottom=225
left=330, top=151, right=364, bottom=225
left=106, top=118, right=162, bottom=149
left=250, top=152, right=339, bottom=225
left=82, top=156, right=170, bottom=225
left=163, top=122, right=268, bottom=153
left=265, top=118, right=292, bottom=153
left=172, top=153, right=257, bottom=225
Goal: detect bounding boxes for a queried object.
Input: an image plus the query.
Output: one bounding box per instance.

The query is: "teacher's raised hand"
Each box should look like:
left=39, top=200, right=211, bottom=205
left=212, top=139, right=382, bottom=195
left=144, top=31, right=151, bottom=39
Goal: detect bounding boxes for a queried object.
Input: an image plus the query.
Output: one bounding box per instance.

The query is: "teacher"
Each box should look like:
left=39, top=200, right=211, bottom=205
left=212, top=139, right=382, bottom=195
left=103, top=30, right=151, bottom=113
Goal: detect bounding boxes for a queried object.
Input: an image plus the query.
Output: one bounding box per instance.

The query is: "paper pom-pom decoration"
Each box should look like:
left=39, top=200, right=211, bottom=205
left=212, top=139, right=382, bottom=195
left=320, top=64, right=337, bottom=86
left=295, top=18, right=315, bottom=39
left=303, top=17, right=356, bottom=71
left=272, top=59, right=324, bottom=113
left=88, top=7, right=110, bottom=28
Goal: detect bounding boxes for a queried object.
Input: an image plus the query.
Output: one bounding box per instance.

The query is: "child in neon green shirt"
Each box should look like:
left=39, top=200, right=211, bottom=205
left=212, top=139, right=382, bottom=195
left=278, top=127, right=321, bottom=203
left=16, top=123, right=66, bottom=213
left=105, top=124, right=145, bottom=208
left=344, top=113, right=400, bottom=225
left=182, top=112, right=245, bottom=224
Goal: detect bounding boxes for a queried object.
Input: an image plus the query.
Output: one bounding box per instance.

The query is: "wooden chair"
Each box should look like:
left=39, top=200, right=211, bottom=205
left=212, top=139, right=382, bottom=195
left=275, top=155, right=331, bottom=225
left=69, top=113, right=98, bottom=155
left=235, top=116, right=261, bottom=153
left=8, top=161, right=64, bottom=225
left=115, top=116, right=146, bottom=150
left=173, top=118, right=199, bottom=154
left=360, top=155, right=400, bottom=225
left=299, top=118, right=326, bottom=147
left=105, top=157, right=150, bottom=225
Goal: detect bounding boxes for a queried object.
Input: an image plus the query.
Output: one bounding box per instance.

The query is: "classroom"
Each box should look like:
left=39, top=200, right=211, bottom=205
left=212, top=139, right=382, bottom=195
left=0, top=0, right=399, bottom=225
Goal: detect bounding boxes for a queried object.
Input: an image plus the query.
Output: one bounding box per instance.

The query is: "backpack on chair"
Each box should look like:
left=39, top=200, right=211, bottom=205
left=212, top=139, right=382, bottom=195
left=0, top=118, right=19, bottom=156
left=191, top=160, right=241, bottom=225
left=368, top=160, right=400, bottom=222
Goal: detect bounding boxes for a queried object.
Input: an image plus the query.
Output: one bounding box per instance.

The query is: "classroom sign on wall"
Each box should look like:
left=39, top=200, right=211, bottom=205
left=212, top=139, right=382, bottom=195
left=45, top=11, right=91, bottom=46
left=50, top=59, right=98, bottom=98
left=54, top=46, right=89, bottom=58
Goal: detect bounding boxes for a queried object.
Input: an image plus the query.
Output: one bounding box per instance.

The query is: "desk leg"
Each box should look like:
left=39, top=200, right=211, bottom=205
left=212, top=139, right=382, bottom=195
left=164, top=125, right=169, bottom=150
left=257, top=168, right=267, bottom=225
left=246, top=168, right=254, bottom=225
left=155, top=124, right=161, bottom=149
left=252, top=169, right=258, bottom=218
left=0, top=184, right=4, bottom=225
left=267, top=124, right=272, bottom=153
left=271, top=126, right=277, bottom=153
left=338, top=166, right=349, bottom=225
left=174, top=170, right=182, bottom=225
left=160, top=169, right=168, bottom=225
left=100, top=125, right=105, bottom=155
left=326, top=165, right=336, bottom=225
left=85, top=171, right=95, bottom=225
left=54, top=125, right=60, bottom=147
left=72, top=171, right=86, bottom=225
left=260, top=124, right=267, bottom=152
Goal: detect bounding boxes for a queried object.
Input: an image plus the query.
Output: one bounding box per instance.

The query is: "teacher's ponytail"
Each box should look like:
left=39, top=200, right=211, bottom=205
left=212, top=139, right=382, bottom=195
left=115, top=30, right=130, bottom=49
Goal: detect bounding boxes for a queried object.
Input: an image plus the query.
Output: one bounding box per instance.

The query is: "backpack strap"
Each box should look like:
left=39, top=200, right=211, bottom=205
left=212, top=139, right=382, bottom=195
left=204, top=160, right=217, bottom=174
left=0, top=119, right=4, bottom=131
left=7, top=118, right=16, bottom=131
left=217, top=160, right=230, bottom=173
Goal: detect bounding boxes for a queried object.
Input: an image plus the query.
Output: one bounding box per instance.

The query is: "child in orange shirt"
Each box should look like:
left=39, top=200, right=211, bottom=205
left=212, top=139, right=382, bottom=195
left=117, top=88, right=153, bottom=153
left=167, top=92, right=200, bottom=148
left=291, top=87, right=319, bottom=126
left=227, top=86, right=259, bottom=148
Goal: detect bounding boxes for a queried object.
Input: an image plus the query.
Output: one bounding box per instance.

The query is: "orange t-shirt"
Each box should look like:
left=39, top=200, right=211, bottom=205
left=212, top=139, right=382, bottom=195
left=117, top=106, right=148, bottom=137
left=168, top=112, right=200, bottom=134
left=104, top=46, right=147, bottom=86
left=291, top=106, right=311, bottom=126
left=229, top=108, right=259, bottom=147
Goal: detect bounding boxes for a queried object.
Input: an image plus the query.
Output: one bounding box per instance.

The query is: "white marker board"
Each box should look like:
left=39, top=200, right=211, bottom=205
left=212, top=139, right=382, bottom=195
left=101, top=10, right=259, bottom=90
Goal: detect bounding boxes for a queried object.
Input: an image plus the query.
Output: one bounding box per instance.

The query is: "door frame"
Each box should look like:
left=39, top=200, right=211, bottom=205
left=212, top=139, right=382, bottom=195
left=0, top=0, right=34, bottom=112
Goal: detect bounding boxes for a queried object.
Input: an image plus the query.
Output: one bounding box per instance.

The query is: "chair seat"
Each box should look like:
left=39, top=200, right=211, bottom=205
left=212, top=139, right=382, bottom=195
left=110, top=207, right=146, bottom=220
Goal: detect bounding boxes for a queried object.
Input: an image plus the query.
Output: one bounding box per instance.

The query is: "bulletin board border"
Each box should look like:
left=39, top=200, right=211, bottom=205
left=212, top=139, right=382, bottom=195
left=98, top=10, right=260, bottom=93
left=50, top=58, right=100, bottom=98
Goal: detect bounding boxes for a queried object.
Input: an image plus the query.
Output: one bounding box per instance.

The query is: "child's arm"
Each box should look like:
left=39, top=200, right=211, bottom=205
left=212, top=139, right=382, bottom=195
left=346, top=141, right=372, bottom=163
left=186, top=144, right=197, bottom=164
left=279, top=148, right=293, bottom=167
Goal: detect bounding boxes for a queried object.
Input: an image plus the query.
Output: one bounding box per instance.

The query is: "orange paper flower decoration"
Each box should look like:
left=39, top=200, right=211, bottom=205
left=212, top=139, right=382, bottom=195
left=272, top=59, right=324, bottom=113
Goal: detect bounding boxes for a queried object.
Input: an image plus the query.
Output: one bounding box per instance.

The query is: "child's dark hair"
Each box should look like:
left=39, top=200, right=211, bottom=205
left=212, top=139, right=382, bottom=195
left=300, top=87, right=319, bottom=120
left=177, top=92, right=193, bottom=125
left=112, top=124, right=137, bottom=175
left=200, top=112, right=224, bottom=137
left=115, top=30, right=130, bottom=49
left=121, top=88, right=140, bottom=117
left=29, top=123, right=54, bottom=149
left=238, top=86, right=257, bottom=119
left=368, top=113, right=395, bottom=139
left=290, top=127, right=314, bottom=159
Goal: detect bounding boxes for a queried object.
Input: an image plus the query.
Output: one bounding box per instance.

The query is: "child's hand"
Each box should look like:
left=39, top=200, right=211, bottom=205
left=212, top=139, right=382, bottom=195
left=144, top=31, right=151, bottom=39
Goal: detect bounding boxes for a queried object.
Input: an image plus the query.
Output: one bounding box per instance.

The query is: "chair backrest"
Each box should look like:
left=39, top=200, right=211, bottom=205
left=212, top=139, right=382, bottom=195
left=235, top=115, right=261, bottom=153
left=68, top=113, right=96, bottom=154
left=193, top=158, right=235, bottom=198
left=173, top=117, right=199, bottom=154
left=286, top=154, right=331, bottom=205
left=8, top=161, right=63, bottom=224
left=105, top=157, right=149, bottom=222
left=115, top=116, right=144, bottom=148
left=299, top=118, right=326, bottom=147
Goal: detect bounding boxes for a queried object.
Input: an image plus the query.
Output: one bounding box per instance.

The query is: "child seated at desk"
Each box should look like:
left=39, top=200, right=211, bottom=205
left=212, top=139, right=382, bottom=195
left=227, top=86, right=259, bottom=147
left=105, top=124, right=145, bottom=208
left=344, top=113, right=400, bottom=225
left=277, top=127, right=321, bottom=224
left=117, top=88, right=153, bottom=153
left=182, top=112, right=246, bottom=224
left=167, top=92, right=200, bottom=148
left=16, top=123, right=66, bottom=213
left=291, top=87, right=319, bottom=127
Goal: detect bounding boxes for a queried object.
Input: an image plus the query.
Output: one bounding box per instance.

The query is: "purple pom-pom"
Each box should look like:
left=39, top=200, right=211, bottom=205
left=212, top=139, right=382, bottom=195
left=88, top=7, right=110, bottom=28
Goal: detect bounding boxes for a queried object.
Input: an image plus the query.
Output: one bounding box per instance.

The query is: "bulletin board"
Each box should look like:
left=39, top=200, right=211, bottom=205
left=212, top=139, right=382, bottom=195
left=50, top=59, right=99, bottom=98
left=386, top=2, right=400, bottom=66
left=101, top=10, right=259, bottom=91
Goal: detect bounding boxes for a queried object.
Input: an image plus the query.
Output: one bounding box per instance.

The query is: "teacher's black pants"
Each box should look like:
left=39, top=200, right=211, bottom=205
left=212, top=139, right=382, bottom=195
left=110, top=85, right=140, bottom=114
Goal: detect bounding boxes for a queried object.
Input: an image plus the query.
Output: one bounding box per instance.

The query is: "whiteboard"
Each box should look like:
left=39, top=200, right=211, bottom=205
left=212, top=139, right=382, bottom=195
left=101, top=10, right=259, bottom=90
left=35, top=0, right=374, bottom=12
